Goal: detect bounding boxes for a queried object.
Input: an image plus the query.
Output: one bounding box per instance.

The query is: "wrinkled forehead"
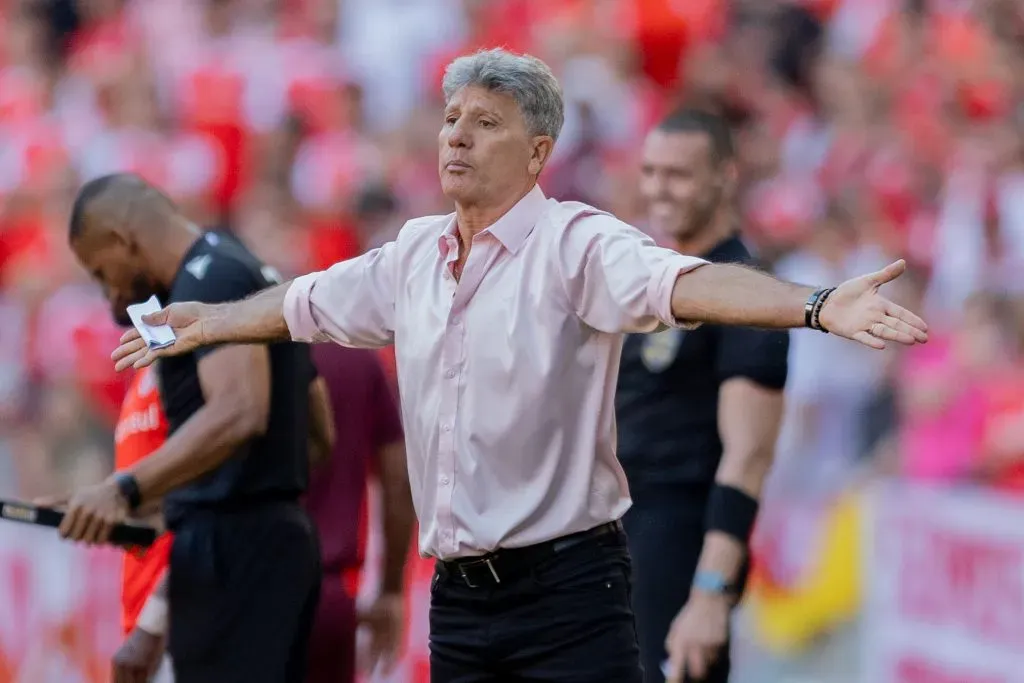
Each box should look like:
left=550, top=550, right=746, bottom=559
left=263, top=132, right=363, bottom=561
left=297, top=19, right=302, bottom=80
left=642, top=129, right=715, bottom=170
left=445, top=85, right=522, bottom=121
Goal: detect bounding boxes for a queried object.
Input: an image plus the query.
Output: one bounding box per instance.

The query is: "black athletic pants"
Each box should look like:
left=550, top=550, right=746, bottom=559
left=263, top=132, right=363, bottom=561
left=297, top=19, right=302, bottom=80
left=167, top=501, right=321, bottom=683
left=621, top=484, right=732, bottom=683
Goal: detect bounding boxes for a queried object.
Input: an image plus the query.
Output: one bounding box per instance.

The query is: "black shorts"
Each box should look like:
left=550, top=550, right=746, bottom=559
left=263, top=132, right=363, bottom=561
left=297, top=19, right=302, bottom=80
left=168, top=501, right=321, bottom=683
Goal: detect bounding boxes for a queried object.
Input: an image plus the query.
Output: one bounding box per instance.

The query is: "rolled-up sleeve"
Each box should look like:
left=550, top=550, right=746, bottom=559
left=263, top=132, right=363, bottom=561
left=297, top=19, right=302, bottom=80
left=283, top=241, right=397, bottom=348
left=557, top=212, right=708, bottom=333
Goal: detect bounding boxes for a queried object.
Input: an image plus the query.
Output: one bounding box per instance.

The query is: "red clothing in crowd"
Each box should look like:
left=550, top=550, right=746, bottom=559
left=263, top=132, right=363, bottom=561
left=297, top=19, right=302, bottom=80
left=306, top=345, right=404, bottom=579
left=304, top=344, right=405, bottom=683
left=981, top=367, right=1024, bottom=494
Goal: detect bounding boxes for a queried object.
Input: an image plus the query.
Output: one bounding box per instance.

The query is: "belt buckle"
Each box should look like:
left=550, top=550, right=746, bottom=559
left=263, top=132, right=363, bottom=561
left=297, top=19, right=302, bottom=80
left=459, top=557, right=501, bottom=588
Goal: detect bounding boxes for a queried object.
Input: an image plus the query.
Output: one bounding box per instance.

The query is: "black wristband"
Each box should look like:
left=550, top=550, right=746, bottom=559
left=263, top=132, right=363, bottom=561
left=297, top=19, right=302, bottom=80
left=812, top=287, right=835, bottom=333
left=705, top=484, right=759, bottom=544
left=804, top=287, right=835, bottom=333
left=804, top=288, right=826, bottom=329
left=114, top=472, right=143, bottom=512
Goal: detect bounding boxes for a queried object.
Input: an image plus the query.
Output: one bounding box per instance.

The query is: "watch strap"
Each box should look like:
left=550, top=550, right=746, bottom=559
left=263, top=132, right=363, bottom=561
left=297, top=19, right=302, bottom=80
left=692, top=569, right=737, bottom=596
left=114, top=472, right=143, bottom=511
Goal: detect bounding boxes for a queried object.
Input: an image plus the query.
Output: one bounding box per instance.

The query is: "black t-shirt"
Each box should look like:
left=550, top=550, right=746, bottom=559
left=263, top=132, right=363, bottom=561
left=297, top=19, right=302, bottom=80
left=615, top=236, right=790, bottom=490
left=159, top=232, right=315, bottom=525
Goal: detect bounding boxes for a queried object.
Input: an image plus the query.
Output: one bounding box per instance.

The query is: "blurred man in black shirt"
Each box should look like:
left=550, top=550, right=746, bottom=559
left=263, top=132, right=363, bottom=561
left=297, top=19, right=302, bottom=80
left=618, top=110, right=789, bottom=683
left=53, top=174, right=330, bottom=683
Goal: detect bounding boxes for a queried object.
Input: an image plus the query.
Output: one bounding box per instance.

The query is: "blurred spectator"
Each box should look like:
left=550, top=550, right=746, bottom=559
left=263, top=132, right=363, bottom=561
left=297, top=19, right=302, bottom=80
left=349, top=181, right=401, bottom=251
left=897, top=292, right=1009, bottom=484
left=974, top=293, right=1024, bottom=493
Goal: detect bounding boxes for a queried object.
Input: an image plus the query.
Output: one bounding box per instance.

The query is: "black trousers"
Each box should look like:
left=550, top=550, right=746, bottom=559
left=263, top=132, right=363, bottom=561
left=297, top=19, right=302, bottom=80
left=167, top=501, right=322, bottom=683
left=622, top=485, right=731, bottom=683
left=429, top=525, right=644, bottom=682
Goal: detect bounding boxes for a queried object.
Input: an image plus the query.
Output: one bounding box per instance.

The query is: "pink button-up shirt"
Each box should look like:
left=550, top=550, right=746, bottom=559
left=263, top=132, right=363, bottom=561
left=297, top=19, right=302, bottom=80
left=284, top=186, right=707, bottom=559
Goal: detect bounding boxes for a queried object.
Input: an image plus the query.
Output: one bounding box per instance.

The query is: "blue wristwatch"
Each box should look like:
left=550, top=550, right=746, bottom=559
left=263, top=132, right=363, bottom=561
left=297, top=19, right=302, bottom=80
left=692, top=570, right=735, bottom=596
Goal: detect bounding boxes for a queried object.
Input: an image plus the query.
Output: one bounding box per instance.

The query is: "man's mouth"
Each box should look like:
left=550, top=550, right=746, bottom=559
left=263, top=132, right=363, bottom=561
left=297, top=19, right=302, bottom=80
left=650, top=202, right=677, bottom=220
left=446, top=160, right=472, bottom=171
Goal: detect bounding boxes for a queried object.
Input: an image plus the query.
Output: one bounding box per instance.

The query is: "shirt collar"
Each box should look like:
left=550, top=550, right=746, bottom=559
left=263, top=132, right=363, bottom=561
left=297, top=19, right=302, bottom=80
left=437, top=185, right=548, bottom=258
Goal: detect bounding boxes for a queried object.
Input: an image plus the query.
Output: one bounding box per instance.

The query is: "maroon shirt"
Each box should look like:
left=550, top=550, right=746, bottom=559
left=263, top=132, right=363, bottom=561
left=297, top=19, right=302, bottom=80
left=305, top=344, right=404, bottom=573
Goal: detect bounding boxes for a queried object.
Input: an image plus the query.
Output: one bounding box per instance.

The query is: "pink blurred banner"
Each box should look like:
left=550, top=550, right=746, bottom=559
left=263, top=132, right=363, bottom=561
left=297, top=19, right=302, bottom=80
left=863, top=482, right=1024, bottom=683
left=0, top=525, right=122, bottom=683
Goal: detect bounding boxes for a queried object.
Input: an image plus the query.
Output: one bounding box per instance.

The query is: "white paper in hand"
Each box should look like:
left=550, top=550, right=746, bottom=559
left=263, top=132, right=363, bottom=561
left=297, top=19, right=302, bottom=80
left=126, top=295, right=176, bottom=350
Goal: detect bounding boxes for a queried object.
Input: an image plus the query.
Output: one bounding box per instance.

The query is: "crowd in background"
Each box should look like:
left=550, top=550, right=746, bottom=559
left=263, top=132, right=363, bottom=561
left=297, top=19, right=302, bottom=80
left=2, top=0, right=1024, bottom=673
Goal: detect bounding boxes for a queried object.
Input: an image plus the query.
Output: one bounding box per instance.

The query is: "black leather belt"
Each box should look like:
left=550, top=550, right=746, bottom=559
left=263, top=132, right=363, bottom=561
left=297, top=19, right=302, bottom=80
left=437, top=521, right=623, bottom=588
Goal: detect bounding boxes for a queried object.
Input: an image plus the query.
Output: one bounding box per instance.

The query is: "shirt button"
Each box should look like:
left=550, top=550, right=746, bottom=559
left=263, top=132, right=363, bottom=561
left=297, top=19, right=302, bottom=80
left=443, top=271, right=451, bottom=280
left=451, top=317, right=461, bottom=326
left=441, top=476, right=450, bottom=485
left=442, top=424, right=452, bottom=432
left=445, top=369, right=456, bottom=379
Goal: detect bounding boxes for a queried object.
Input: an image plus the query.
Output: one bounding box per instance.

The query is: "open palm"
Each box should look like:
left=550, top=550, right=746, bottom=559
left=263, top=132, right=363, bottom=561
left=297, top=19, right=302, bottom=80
left=111, top=302, right=213, bottom=371
left=819, top=260, right=928, bottom=349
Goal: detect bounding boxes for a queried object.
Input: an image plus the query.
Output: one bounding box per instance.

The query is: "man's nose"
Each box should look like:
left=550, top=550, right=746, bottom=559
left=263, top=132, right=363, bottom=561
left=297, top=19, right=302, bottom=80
left=644, top=174, right=668, bottom=197
left=448, top=120, right=471, bottom=148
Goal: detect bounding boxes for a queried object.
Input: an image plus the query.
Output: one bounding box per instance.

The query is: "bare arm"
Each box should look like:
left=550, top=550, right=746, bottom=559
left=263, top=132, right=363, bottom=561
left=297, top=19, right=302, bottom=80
left=558, top=215, right=924, bottom=347
left=664, top=379, right=786, bottom=681
left=670, top=260, right=928, bottom=348
left=376, top=440, right=414, bottom=594
left=671, top=263, right=812, bottom=329
left=133, top=569, right=169, bottom=636
left=308, top=375, right=335, bottom=469
left=205, top=282, right=293, bottom=344
left=691, top=379, right=785, bottom=596
left=127, top=345, right=271, bottom=501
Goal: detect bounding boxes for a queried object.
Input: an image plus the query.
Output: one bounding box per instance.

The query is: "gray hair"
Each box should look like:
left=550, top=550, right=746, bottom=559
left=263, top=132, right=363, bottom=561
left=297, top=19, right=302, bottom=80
left=441, top=48, right=565, bottom=141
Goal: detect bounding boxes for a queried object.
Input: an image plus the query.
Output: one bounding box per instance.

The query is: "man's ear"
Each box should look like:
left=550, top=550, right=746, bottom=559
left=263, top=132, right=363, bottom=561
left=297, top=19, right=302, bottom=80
left=528, top=136, right=556, bottom=176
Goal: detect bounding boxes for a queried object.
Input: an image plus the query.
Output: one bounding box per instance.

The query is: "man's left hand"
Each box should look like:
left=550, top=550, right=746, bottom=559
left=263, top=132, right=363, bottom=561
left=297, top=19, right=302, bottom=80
left=663, top=592, right=730, bottom=682
left=819, top=259, right=928, bottom=350
left=35, top=478, right=128, bottom=546
left=357, top=592, right=404, bottom=676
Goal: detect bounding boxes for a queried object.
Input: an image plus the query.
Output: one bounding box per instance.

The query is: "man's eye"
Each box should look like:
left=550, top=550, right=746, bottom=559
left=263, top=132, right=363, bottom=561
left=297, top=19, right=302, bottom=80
left=480, top=120, right=494, bottom=128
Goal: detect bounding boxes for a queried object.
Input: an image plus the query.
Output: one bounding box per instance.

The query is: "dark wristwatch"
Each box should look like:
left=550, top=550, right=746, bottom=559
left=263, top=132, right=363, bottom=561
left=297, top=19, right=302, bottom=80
left=113, top=472, right=143, bottom=512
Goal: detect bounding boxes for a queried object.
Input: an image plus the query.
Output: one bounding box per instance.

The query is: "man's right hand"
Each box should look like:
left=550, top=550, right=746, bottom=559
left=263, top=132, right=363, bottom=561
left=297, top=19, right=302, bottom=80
left=663, top=591, right=730, bottom=682
left=112, top=302, right=213, bottom=371
left=358, top=592, right=405, bottom=676
left=112, top=627, right=165, bottom=683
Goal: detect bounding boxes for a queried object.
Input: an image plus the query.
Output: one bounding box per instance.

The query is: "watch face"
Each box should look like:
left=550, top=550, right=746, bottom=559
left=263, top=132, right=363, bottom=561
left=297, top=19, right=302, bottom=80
left=116, top=473, right=141, bottom=509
